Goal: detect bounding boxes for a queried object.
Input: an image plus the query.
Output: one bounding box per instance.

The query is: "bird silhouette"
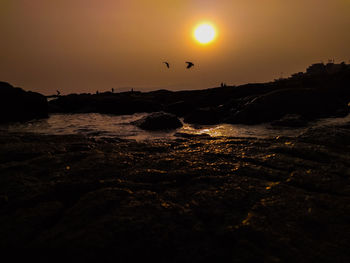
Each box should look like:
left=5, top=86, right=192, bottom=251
left=163, top=62, right=170, bottom=68
left=186, top=61, right=194, bottom=69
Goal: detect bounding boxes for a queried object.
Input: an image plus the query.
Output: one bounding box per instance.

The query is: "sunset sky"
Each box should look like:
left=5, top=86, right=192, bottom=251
left=1, top=0, right=350, bottom=95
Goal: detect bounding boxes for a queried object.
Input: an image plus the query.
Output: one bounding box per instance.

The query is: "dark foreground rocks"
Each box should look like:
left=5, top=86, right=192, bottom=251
left=0, top=121, right=350, bottom=262
left=133, top=112, right=183, bottom=130
left=0, top=81, right=48, bottom=123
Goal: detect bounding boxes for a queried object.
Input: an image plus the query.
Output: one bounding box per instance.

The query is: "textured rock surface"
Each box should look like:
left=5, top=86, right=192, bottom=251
left=133, top=112, right=183, bottom=130
left=228, top=88, right=348, bottom=124
left=271, top=114, right=309, bottom=127
left=0, top=120, right=350, bottom=262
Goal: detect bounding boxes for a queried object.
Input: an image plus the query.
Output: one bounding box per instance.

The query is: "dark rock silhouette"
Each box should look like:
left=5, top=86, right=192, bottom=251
left=184, top=107, right=223, bottom=125
left=49, top=92, right=162, bottom=114
left=0, top=81, right=48, bottom=123
left=164, top=100, right=196, bottom=116
left=226, top=88, right=348, bottom=124
left=47, top=62, right=350, bottom=125
left=133, top=112, right=183, bottom=130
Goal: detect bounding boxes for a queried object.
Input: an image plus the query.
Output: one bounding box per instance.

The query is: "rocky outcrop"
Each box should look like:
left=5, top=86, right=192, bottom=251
left=227, top=88, right=349, bottom=124
left=271, top=114, right=309, bottom=127
left=163, top=100, right=196, bottom=116
left=0, top=82, right=48, bottom=123
left=46, top=63, right=350, bottom=126
left=133, top=112, right=183, bottom=130
left=184, top=107, right=224, bottom=125
left=49, top=93, right=162, bottom=114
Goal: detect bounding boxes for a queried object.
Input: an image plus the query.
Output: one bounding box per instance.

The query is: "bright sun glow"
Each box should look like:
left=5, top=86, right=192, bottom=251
left=194, top=23, right=216, bottom=45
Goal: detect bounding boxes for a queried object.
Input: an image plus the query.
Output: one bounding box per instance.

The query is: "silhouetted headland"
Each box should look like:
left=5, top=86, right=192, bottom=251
left=0, top=63, right=350, bottom=262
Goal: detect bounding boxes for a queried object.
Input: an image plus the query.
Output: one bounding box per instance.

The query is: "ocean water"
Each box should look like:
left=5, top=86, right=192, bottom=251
left=1, top=113, right=350, bottom=141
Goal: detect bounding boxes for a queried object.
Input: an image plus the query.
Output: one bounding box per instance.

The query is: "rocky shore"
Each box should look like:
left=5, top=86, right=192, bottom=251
left=1, top=63, right=349, bottom=130
left=48, top=62, right=350, bottom=127
left=1, top=62, right=350, bottom=261
left=1, top=120, right=350, bottom=262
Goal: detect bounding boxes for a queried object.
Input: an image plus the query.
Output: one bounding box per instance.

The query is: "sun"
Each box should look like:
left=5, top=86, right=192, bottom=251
left=193, top=23, right=217, bottom=45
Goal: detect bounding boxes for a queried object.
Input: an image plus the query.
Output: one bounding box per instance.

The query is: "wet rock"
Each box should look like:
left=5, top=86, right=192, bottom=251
left=133, top=112, right=183, bottom=130
left=0, top=201, right=63, bottom=246
left=183, top=107, right=224, bottom=125
left=228, top=88, right=348, bottom=124
left=0, top=81, right=48, bottom=123
left=0, top=126, right=350, bottom=262
left=298, top=123, right=350, bottom=148
left=271, top=114, right=309, bottom=127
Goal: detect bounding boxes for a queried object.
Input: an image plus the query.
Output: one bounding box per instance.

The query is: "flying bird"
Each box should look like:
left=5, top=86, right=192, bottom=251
left=186, top=61, right=194, bottom=69
left=163, top=62, right=170, bottom=68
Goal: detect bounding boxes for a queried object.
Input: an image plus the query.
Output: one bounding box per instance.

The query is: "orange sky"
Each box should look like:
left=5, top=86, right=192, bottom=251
left=1, top=0, right=350, bottom=95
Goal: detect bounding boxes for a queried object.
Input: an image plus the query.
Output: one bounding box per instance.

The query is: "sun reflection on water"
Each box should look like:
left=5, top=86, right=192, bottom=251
left=1, top=113, right=350, bottom=141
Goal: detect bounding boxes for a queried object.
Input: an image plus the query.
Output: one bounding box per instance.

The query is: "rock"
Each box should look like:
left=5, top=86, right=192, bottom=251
left=271, top=114, right=309, bottom=127
left=133, top=112, right=183, bottom=130
left=49, top=93, right=162, bottom=114
left=227, top=88, right=348, bottom=124
left=183, top=107, right=224, bottom=125
left=164, top=100, right=196, bottom=117
left=298, top=124, right=350, bottom=147
left=98, top=98, right=162, bottom=115
left=1, top=127, right=350, bottom=262
left=45, top=64, right=350, bottom=123
left=0, top=81, right=48, bottom=123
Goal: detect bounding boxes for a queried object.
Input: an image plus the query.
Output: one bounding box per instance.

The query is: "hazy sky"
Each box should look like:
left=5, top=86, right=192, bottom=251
left=1, top=0, right=350, bottom=95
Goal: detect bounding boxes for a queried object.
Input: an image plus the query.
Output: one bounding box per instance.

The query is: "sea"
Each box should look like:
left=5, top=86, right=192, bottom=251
left=1, top=113, right=350, bottom=141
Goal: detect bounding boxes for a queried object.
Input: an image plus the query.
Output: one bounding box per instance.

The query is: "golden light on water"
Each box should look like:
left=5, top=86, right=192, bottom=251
left=193, top=23, right=217, bottom=45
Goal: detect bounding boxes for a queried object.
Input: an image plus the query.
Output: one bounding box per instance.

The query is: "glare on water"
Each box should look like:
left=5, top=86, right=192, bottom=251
left=1, top=113, right=350, bottom=141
